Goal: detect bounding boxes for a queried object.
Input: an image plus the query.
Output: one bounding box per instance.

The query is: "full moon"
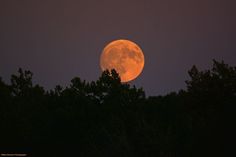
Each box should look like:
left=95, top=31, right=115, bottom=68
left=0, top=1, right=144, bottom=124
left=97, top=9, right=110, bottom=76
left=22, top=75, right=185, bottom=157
left=100, top=39, right=145, bottom=82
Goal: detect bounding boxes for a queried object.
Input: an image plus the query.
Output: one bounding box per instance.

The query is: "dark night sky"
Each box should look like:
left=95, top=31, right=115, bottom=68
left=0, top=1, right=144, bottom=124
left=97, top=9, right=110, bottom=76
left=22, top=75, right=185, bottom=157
left=0, top=0, right=235, bottom=96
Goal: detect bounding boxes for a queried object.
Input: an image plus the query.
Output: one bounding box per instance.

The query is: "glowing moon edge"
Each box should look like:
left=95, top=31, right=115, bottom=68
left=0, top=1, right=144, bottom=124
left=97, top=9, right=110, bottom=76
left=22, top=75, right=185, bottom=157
left=100, top=39, right=145, bottom=82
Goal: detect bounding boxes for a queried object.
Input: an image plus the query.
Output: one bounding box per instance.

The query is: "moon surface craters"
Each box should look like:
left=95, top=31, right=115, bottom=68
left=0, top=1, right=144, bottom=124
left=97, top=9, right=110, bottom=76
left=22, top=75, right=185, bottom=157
left=100, top=39, right=145, bottom=82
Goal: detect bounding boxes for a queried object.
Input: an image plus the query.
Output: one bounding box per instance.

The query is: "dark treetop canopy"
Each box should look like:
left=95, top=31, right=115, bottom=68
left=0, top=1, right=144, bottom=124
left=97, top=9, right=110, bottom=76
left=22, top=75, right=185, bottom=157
left=0, top=60, right=232, bottom=156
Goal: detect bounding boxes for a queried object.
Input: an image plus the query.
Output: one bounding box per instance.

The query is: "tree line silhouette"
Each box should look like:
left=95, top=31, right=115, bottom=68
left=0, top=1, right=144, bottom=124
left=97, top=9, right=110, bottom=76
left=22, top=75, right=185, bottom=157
left=0, top=60, right=232, bottom=157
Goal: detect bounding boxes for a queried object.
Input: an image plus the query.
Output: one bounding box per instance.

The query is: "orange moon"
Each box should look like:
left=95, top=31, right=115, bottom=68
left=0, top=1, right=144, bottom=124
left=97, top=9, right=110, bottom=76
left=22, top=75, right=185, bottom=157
left=100, top=39, right=145, bottom=82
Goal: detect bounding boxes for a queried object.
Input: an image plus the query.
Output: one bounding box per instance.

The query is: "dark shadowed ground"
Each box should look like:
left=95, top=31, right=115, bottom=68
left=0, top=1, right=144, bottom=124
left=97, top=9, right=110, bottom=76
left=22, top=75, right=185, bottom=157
left=0, top=60, right=230, bottom=156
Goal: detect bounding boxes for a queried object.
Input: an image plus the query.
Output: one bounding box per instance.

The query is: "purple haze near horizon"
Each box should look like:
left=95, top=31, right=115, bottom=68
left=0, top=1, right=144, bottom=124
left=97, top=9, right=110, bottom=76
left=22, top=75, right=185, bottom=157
left=0, top=0, right=236, bottom=96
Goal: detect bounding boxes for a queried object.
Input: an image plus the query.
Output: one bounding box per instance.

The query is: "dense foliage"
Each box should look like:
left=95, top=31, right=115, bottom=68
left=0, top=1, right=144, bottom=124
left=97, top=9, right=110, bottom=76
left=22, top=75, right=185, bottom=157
left=0, top=60, right=232, bottom=156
